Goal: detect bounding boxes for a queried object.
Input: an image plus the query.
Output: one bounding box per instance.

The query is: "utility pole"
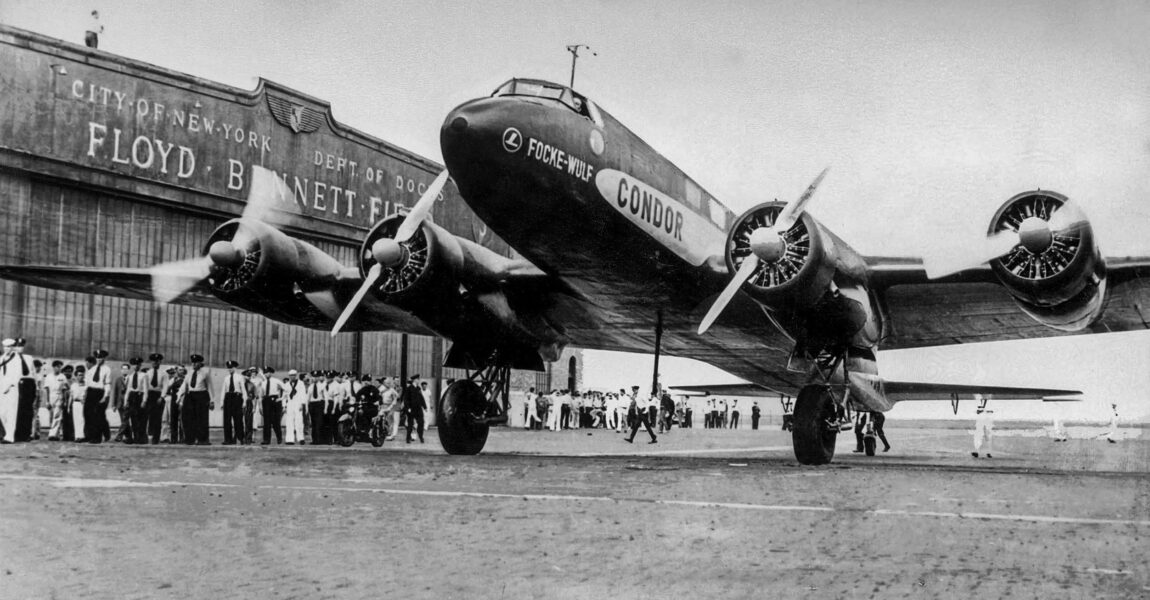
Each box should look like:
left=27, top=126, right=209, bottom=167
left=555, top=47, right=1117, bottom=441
left=566, top=44, right=596, bottom=88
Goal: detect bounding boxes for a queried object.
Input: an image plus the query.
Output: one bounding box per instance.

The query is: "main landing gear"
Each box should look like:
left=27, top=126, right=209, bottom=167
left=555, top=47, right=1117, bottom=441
left=790, top=350, right=854, bottom=466
left=437, top=359, right=510, bottom=455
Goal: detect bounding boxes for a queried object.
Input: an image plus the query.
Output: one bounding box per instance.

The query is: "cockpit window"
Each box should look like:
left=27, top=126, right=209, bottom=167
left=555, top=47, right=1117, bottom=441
left=492, top=79, right=603, bottom=126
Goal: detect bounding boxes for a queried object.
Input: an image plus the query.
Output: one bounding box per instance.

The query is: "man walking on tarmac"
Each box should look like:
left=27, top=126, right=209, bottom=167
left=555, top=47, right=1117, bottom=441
left=401, top=374, right=426, bottom=444
left=971, top=395, right=994, bottom=458
left=624, top=391, right=658, bottom=444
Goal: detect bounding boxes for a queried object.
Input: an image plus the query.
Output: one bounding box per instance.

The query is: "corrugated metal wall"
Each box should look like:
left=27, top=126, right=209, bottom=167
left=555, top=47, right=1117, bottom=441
left=0, top=170, right=442, bottom=376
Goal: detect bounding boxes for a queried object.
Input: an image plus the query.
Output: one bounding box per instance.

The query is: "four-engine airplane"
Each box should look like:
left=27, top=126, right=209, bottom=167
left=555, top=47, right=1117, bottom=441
left=5, top=77, right=1150, bottom=463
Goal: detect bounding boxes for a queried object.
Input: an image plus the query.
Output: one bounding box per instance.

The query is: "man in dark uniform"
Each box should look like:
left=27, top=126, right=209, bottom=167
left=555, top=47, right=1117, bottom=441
left=751, top=401, right=761, bottom=430
left=307, top=370, right=327, bottom=445
left=401, top=374, right=426, bottom=443
left=852, top=411, right=870, bottom=453
left=11, top=338, right=38, bottom=442
left=259, top=366, right=284, bottom=445
left=85, top=349, right=112, bottom=444
left=143, top=354, right=167, bottom=444
left=178, top=354, right=212, bottom=445
left=871, top=410, right=890, bottom=452
left=124, top=357, right=148, bottom=444
left=166, top=367, right=183, bottom=443
left=355, top=374, right=381, bottom=427
left=219, top=360, right=247, bottom=445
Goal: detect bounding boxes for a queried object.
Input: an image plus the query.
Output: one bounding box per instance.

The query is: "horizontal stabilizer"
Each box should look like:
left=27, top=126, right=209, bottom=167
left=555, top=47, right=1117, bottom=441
left=0, top=264, right=230, bottom=310
left=884, top=381, right=1080, bottom=402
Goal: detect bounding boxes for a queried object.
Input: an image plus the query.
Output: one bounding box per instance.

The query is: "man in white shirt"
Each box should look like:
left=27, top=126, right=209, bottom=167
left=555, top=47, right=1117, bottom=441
left=971, top=395, right=994, bottom=458
left=380, top=377, right=400, bottom=440
left=1106, top=403, right=1119, bottom=443
left=281, top=369, right=308, bottom=444
left=44, top=360, right=69, bottom=441
left=142, top=353, right=168, bottom=444
left=0, top=339, right=20, bottom=443
left=219, top=360, right=248, bottom=445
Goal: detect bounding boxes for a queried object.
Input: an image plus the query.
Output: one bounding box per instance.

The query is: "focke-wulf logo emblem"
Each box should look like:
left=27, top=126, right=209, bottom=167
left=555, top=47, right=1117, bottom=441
left=268, top=95, right=323, bottom=134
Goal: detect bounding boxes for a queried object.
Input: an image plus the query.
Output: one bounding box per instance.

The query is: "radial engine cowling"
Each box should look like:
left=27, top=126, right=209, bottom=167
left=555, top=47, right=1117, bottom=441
left=203, top=219, right=345, bottom=326
left=988, top=190, right=1107, bottom=331
left=725, top=202, right=836, bottom=307
left=357, top=215, right=464, bottom=307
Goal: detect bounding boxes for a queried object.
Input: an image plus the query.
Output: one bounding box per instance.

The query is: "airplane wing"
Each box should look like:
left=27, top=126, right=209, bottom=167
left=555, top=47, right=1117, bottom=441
left=0, top=264, right=231, bottom=311
left=670, top=380, right=1079, bottom=401
left=866, top=256, right=1150, bottom=349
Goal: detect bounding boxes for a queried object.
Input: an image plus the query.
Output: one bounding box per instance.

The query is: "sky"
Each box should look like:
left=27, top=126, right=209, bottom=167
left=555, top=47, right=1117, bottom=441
left=3, top=0, right=1149, bottom=421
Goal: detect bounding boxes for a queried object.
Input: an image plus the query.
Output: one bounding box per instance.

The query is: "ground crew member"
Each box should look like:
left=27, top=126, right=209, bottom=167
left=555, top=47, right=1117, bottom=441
left=165, top=367, right=183, bottom=443
left=871, top=410, right=890, bottom=452
left=1052, top=417, right=1067, bottom=442
left=219, top=360, right=247, bottom=445
left=307, top=371, right=327, bottom=445
left=852, top=411, right=870, bottom=453
left=402, top=374, right=426, bottom=443
left=259, top=366, right=284, bottom=445
left=282, top=369, right=307, bottom=444
left=751, top=402, right=760, bottom=430
left=624, top=393, right=658, bottom=444
left=0, top=339, right=20, bottom=443
left=971, top=397, right=994, bottom=458
left=85, top=349, right=112, bottom=444
left=112, top=363, right=131, bottom=443
left=124, top=357, right=148, bottom=444
left=143, top=354, right=166, bottom=444
left=1107, top=403, right=1119, bottom=443
left=11, top=338, right=37, bottom=441
left=45, top=361, right=68, bottom=440
left=729, top=400, right=740, bottom=429
left=178, top=354, right=212, bottom=445
left=70, top=364, right=88, bottom=442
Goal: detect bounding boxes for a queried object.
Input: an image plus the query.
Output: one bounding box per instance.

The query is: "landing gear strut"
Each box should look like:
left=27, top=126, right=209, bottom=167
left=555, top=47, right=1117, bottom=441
left=437, top=359, right=510, bottom=455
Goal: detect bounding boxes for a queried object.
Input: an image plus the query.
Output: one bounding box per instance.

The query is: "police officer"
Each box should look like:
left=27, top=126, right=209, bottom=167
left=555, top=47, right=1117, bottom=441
left=85, top=349, right=112, bottom=444
left=124, top=357, right=148, bottom=444
left=751, top=401, right=761, bottom=430
left=144, top=353, right=167, bottom=444
left=401, top=374, right=426, bottom=443
left=220, top=360, right=247, bottom=445
left=624, top=392, right=658, bottom=444
left=307, top=370, right=327, bottom=445
left=259, top=366, right=285, bottom=445
left=178, top=354, right=212, bottom=445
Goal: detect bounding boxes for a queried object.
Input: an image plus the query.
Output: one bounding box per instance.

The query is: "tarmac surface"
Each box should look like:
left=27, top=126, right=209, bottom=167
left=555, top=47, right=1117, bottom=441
left=1, top=425, right=1147, bottom=599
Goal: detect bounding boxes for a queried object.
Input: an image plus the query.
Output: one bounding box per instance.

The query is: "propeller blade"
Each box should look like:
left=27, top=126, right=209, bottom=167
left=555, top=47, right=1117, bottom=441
left=150, top=256, right=213, bottom=304
left=233, top=166, right=296, bottom=247
left=394, top=170, right=449, bottom=243
left=773, top=167, right=829, bottom=232
left=698, top=255, right=760, bottom=335
left=331, top=264, right=382, bottom=337
left=923, top=230, right=1019, bottom=279
left=1047, top=202, right=1087, bottom=233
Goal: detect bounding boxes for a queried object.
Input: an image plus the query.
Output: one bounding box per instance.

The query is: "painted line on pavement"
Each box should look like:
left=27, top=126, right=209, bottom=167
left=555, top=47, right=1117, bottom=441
left=4, top=473, right=1148, bottom=527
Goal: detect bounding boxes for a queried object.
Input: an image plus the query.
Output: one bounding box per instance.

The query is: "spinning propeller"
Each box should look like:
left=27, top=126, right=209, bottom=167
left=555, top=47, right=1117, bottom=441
left=697, top=168, right=829, bottom=335
left=923, top=200, right=1087, bottom=279
left=330, top=170, right=450, bottom=336
left=150, top=166, right=293, bottom=303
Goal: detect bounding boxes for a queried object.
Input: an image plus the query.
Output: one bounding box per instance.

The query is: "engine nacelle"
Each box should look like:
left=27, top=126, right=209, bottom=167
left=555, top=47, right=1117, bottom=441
left=725, top=202, right=836, bottom=307
left=988, top=191, right=1107, bottom=331
left=203, top=219, right=345, bottom=326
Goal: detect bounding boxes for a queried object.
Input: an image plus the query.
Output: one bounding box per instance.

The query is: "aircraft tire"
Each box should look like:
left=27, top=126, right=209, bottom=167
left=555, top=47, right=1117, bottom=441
left=864, top=435, right=876, bottom=457
left=792, top=384, right=837, bottom=465
left=437, top=380, right=490, bottom=455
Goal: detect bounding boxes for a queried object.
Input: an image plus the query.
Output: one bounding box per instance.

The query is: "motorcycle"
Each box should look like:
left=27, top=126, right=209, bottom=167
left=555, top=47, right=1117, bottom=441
left=335, top=400, right=389, bottom=447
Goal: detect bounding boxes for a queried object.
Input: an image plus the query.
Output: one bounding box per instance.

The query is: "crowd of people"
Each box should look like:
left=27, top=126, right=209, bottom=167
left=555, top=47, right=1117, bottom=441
left=519, top=386, right=770, bottom=444
left=0, top=339, right=435, bottom=446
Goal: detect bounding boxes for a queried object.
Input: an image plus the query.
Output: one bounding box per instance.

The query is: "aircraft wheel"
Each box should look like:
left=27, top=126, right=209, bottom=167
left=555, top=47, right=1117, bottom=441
left=437, top=380, right=490, bottom=455
left=792, top=384, right=838, bottom=465
left=864, top=435, right=876, bottom=457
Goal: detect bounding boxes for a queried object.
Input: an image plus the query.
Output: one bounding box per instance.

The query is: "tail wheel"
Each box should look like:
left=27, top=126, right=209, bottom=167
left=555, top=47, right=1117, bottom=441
left=792, top=384, right=838, bottom=465
left=437, top=380, right=490, bottom=455
left=336, top=418, right=355, bottom=447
